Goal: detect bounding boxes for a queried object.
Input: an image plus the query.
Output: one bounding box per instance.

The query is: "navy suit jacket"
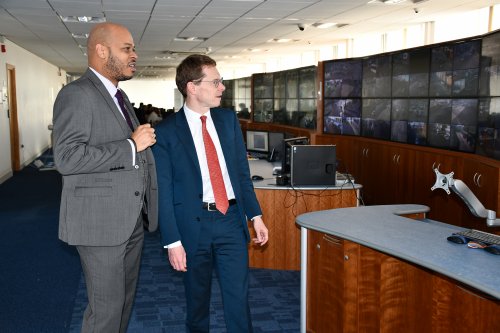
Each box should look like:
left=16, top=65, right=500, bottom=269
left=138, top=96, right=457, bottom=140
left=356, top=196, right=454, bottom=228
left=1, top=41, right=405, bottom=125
left=152, top=107, right=262, bottom=255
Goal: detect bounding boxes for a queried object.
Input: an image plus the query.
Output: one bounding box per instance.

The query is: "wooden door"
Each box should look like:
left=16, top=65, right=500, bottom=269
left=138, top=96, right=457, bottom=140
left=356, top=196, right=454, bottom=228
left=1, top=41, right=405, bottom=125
left=7, top=64, right=20, bottom=171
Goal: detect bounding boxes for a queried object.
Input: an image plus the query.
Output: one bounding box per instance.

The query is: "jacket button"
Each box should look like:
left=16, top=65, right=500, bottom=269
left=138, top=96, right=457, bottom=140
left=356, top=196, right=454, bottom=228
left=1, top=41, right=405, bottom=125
left=199, top=194, right=203, bottom=198
left=134, top=165, right=139, bottom=169
left=196, top=217, right=200, bottom=221
left=135, top=191, right=140, bottom=196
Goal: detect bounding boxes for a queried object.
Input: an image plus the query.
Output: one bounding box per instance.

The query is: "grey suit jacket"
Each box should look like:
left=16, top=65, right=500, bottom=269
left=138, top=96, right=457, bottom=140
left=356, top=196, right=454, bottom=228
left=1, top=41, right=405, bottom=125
left=52, top=69, right=158, bottom=246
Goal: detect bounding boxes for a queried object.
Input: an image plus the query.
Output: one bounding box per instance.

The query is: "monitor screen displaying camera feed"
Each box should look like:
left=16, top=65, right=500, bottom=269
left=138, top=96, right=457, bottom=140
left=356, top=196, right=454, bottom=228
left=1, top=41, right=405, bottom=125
left=324, top=60, right=362, bottom=98
left=323, top=98, right=361, bottom=136
left=361, top=99, right=391, bottom=140
left=362, top=55, right=392, bottom=98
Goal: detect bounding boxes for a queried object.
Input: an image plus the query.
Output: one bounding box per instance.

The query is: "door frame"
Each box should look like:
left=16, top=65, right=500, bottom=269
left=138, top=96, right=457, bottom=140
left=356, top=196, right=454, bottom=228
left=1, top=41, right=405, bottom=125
left=7, top=64, right=20, bottom=171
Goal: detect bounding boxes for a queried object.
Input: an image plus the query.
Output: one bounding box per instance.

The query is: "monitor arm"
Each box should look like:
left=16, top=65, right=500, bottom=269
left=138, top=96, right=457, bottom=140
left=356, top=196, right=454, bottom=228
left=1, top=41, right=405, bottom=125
left=431, top=168, right=500, bottom=227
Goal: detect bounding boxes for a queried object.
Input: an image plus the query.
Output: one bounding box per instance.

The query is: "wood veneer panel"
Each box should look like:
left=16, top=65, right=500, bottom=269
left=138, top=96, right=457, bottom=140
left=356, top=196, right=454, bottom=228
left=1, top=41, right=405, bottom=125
left=432, top=275, right=500, bottom=333
left=250, top=188, right=358, bottom=270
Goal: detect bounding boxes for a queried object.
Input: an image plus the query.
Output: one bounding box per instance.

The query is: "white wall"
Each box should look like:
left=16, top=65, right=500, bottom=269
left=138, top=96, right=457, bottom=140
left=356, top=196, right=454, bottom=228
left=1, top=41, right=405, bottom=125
left=0, top=38, right=66, bottom=182
left=120, top=79, right=177, bottom=110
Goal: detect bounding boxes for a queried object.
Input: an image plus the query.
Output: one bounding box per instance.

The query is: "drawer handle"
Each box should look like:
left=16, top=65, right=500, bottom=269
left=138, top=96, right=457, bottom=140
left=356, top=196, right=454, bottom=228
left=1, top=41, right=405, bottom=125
left=323, top=234, right=342, bottom=245
left=476, top=173, right=482, bottom=188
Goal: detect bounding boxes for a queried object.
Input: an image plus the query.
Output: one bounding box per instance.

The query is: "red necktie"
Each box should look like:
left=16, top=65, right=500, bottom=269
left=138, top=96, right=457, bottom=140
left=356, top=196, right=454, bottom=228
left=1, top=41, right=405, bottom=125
left=200, top=115, right=229, bottom=214
left=115, top=90, right=134, bottom=131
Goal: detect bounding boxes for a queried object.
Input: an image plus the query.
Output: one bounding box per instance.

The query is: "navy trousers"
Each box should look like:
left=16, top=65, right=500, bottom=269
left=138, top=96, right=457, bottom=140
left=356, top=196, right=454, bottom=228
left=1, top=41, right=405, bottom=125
left=184, top=204, right=252, bottom=333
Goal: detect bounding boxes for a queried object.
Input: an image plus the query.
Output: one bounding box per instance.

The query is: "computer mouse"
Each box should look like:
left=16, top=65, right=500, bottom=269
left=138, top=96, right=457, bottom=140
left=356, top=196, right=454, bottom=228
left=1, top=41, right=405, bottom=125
left=447, top=234, right=468, bottom=244
left=484, top=244, right=500, bottom=255
left=251, top=175, right=264, bottom=181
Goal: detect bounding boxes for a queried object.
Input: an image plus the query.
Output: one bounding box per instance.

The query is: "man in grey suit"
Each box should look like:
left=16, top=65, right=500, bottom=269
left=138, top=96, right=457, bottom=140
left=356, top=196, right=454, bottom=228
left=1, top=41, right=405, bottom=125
left=52, top=22, right=158, bottom=333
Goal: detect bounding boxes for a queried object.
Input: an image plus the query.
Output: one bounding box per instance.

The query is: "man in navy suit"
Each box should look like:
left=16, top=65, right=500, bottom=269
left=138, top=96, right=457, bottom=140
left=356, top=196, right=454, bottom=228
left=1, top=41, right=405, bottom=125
left=152, top=54, right=268, bottom=332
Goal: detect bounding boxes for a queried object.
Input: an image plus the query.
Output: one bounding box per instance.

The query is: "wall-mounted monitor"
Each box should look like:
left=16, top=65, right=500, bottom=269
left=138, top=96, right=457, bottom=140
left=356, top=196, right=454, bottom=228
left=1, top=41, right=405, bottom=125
left=324, top=98, right=361, bottom=136
left=324, top=60, right=362, bottom=98
left=362, top=55, right=392, bottom=98
left=290, top=145, right=337, bottom=186
left=361, top=98, right=391, bottom=140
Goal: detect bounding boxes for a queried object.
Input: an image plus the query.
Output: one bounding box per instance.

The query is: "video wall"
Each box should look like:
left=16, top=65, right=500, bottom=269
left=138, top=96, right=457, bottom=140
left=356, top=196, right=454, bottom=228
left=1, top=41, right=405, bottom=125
left=253, top=66, right=317, bottom=129
left=323, top=29, right=500, bottom=160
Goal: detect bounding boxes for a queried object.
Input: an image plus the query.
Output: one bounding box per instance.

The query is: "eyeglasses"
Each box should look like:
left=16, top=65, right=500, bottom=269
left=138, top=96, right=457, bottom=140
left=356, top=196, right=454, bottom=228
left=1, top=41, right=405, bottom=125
left=193, top=78, right=224, bottom=88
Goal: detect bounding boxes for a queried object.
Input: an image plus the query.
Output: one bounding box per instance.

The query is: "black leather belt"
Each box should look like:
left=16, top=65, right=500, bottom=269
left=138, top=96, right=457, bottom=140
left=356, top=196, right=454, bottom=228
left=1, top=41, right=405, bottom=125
left=202, top=199, right=237, bottom=211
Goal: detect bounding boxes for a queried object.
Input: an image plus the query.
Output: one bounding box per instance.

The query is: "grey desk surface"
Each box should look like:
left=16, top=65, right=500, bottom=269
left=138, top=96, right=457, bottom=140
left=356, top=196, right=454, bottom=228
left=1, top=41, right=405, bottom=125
left=296, top=204, right=500, bottom=300
left=249, top=159, right=361, bottom=191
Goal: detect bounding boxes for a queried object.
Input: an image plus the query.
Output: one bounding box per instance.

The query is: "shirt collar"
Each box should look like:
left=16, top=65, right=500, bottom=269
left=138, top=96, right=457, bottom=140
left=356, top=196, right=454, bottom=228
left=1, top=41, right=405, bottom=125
left=89, top=67, right=119, bottom=97
left=184, top=104, right=212, bottom=124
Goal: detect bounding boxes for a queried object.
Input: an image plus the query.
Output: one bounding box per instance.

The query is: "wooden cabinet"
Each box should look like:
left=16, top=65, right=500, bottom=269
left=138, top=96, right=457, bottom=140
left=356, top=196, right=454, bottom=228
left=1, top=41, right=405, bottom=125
left=352, top=140, right=382, bottom=205
left=462, top=158, right=500, bottom=231
left=306, top=229, right=500, bottom=333
left=306, top=231, right=345, bottom=333
left=244, top=123, right=500, bottom=229
left=249, top=187, right=358, bottom=270
left=412, top=149, right=465, bottom=225
left=378, top=145, right=416, bottom=204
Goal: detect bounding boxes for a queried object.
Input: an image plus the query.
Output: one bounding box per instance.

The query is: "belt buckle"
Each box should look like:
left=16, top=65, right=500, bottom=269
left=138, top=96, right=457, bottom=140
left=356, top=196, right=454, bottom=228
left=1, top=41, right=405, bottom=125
left=207, top=202, right=217, bottom=211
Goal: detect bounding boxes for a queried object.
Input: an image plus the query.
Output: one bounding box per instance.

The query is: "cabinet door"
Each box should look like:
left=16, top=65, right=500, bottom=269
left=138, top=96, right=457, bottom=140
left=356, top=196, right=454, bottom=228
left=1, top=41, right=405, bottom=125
left=413, top=150, right=464, bottom=225
left=306, top=231, right=345, bottom=333
left=462, top=159, right=500, bottom=230
left=353, top=141, right=382, bottom=205
left=387, top=146, right=416, bottom=204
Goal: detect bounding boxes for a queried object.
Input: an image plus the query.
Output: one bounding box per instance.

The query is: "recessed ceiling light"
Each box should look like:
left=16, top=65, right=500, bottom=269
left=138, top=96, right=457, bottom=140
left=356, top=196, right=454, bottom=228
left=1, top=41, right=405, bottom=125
left=60, top=16, right=106, bottom=23
left=173, top=37, right=208, bottom=42
left=71, top=33, right=89, bottom=39
left=268, top=38, right=292, bottom=43
left=312, top=23, right=337, bottom=29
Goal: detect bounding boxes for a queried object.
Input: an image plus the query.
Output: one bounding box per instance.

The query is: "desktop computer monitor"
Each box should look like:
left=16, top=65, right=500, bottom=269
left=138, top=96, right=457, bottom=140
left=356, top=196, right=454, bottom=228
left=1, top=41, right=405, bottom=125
left=281, top=136, right=310, bottom=175
left=268, top=132, right=285, bottom=161
left=290, top=145, right=337, bottom=186
left=246, top=130, right=269, bottom=154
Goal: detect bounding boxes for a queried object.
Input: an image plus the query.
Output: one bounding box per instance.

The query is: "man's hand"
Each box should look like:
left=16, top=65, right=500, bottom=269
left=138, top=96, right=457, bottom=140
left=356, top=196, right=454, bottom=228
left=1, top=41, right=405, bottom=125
left=252, top=216, right=269, bottom=246
left=131, top=123, right=156, bottom=152
left=168, top=245, right=187, bottom=272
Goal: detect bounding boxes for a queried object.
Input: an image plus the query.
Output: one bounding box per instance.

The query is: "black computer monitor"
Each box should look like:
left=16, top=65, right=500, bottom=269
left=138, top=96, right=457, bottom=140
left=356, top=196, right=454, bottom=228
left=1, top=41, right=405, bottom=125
left=246, top=130, right=269, bottom=153
left=290, top=145, right=337, bottom=186
left=281, top=136, right=310, bottom=175
left=268, top=132, right=285, bottom=161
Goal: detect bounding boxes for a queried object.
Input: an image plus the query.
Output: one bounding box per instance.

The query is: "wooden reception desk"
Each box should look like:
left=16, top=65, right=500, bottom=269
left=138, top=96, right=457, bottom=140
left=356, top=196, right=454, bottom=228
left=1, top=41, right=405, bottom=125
left=247, top=160, right=361, bottom=270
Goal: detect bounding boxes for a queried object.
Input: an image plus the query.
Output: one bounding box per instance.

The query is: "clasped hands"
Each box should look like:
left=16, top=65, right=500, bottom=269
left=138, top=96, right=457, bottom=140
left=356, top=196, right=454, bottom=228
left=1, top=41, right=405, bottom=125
left=131, top=123, right=156, bottom=152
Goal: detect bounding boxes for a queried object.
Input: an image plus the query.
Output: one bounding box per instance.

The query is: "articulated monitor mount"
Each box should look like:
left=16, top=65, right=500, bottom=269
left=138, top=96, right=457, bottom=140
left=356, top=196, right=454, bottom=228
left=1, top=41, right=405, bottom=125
left=431, top=168, right=500, bottom=227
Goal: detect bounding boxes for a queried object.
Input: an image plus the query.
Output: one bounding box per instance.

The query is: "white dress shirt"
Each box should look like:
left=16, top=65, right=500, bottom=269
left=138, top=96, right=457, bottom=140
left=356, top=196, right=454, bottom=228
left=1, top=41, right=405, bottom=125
left=166, top=105, right=236, bottom=249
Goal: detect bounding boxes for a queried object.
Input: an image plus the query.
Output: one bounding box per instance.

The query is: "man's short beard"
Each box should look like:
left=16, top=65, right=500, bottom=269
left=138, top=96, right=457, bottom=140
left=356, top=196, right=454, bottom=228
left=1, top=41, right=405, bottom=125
left=105, top=51, right=133, bottom=82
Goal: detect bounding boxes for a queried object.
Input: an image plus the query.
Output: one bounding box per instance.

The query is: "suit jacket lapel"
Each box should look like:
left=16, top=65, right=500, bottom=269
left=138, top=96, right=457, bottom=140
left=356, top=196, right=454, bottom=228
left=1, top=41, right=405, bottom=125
left=176, top=109, right=203, bottom=176
left=85, top=69, right=133, bottom=134
left=211, top=109, right=231, bottom=162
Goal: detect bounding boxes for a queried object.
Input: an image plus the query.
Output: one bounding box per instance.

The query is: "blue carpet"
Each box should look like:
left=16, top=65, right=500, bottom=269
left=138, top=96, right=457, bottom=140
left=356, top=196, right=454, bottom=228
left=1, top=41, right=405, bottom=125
left=0, top=167, right=81, bottom=333
left=69, top=231, right=301, bottom=332
left=0, top=156, right=300, bottom=332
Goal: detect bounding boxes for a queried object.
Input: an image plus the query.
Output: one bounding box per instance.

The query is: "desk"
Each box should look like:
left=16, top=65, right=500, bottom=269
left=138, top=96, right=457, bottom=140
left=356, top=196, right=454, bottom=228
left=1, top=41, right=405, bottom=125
left=296, top=205, right=500, bottom=333
left=248, top=159, right=361, bottom=270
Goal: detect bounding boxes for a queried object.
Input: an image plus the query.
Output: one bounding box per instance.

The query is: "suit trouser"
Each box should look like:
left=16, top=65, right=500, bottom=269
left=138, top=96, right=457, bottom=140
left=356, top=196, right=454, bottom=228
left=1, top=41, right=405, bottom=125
left=76, top=215, right=144, bottom=333
left=184, top=204, right=253, bottom=333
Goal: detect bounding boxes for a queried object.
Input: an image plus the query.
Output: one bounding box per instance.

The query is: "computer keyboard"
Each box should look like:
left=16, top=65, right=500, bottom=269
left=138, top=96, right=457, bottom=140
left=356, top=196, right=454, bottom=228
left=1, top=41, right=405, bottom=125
left=453, top=229, right=500, bottom=246
left=247, top=152, right=268, bottom=159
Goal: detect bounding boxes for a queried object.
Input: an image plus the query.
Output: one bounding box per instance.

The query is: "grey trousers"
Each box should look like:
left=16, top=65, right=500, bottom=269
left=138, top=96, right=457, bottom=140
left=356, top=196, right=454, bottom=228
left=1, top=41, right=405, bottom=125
left=76, top=216, right=144, bottom=333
